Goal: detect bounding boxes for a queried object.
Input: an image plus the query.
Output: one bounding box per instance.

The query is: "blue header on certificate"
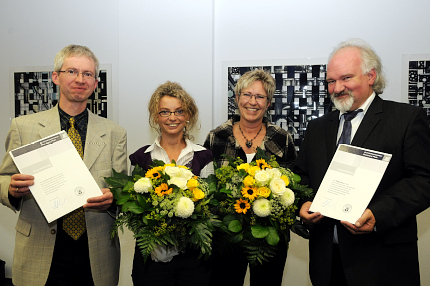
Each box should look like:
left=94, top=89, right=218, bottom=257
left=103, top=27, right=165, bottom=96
left=338, top=144, right=392, bottom=162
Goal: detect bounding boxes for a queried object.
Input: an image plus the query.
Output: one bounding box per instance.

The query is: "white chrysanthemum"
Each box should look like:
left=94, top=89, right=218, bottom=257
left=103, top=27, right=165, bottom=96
left=134, top=177, right=152, bottom=193
left=280, top=188, right=295, bottom=207
left=266, top=168, right=282, bottom=179
left=253, top=198, right=271, bottom=217
left=164, top=166, right=181, bottom=178
left=175, top=197, right=195, bottom=218
left=254, top=169, right=270, bottom=186
left=270, top=178, right=287, bottom=196
left=168, top=177, right=188, bottom=190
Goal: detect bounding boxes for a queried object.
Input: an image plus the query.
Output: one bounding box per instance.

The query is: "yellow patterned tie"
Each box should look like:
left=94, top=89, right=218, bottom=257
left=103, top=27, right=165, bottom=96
left=63, top=117, right=86, bottom=240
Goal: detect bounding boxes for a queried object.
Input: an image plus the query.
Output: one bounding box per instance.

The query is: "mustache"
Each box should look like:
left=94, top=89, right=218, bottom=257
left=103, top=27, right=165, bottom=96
left=331, top=90, right=353, bottom=98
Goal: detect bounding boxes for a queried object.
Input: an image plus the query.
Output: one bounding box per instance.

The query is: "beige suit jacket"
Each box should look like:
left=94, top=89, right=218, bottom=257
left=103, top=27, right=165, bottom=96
left=0, top=105, right=127, bottom=286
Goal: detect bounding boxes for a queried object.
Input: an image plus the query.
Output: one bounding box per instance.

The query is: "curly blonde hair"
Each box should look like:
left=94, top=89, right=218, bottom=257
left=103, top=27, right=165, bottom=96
left=148, top=81, right=199, bottom=140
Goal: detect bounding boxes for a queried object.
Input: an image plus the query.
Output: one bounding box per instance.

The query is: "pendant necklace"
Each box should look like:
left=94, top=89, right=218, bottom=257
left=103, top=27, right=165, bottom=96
left=238, top=123, right=263, bottom=148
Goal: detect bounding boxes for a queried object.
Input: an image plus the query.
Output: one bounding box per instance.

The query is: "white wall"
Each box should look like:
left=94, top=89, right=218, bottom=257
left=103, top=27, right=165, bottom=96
left=1, top=1, right=430, bottom=285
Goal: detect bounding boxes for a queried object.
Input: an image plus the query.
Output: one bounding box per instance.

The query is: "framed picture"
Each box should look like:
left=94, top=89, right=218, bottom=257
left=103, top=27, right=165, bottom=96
left=224, top=59, right=331, bottom=150
left=402, top=54, right=430, bottom=123
left=10, top=64, right=112, bottom=119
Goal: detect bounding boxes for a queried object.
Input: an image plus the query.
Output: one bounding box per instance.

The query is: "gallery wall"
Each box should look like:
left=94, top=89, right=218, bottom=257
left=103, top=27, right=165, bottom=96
left=1, top=0, right=430, bottom=285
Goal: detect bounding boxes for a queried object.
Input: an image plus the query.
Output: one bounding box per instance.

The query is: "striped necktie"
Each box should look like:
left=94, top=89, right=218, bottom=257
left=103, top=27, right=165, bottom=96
left=338, top=109, right=363, bottom=145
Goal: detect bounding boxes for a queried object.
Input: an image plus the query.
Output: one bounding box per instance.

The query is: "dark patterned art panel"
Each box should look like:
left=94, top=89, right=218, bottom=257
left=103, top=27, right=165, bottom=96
left=228, top=65, right=332, bottom=150
left=14, top=70, right=108, bottom=118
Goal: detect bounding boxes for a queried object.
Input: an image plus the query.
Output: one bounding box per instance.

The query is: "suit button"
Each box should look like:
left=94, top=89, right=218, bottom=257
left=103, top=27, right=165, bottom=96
left=51, top=229, right=56, bottom=234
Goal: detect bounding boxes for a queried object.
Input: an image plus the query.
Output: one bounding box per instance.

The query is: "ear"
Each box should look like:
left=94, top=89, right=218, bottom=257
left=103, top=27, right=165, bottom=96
left=93, top=78, right=99, bottom=91
left=52, top=71, right=59, bottom=85
left=368, top=68, right=377, bottom=85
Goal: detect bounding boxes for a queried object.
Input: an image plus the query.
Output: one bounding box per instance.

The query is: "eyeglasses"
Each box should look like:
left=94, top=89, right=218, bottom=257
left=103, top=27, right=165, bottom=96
left=240, top=93, right=268, bottom=102
left=59, top=69, right=96, bottom=80
left=158, top=110, right=185, bottom=117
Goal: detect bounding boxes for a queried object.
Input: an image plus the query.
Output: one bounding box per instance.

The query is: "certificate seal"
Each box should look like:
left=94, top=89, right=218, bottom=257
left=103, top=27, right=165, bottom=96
left=342, top=204, right=352, bottom=213
left=75, top=187, right=85, bottom=196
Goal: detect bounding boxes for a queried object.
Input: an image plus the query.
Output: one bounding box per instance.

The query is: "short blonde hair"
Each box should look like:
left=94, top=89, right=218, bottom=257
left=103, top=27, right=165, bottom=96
left=234, top=69, right=276, bottom=102
left=54, top=44, right=99, bottom=75
left=148, top=81, right=199, bottom=139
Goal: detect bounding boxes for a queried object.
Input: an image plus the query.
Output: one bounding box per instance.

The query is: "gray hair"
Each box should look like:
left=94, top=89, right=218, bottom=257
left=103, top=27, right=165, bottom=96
left=329, top=38, right=386, bottom=94
left=54, top=44, right=99, bottom=76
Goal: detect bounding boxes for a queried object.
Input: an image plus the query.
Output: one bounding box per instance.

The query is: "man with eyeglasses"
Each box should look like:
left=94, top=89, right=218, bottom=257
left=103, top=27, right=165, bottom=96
left=0, top=44, right=127, bottom=286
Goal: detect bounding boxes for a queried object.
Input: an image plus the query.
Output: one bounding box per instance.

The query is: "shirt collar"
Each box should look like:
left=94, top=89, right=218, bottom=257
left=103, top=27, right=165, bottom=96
left=145, top=136, right=205, bottom=153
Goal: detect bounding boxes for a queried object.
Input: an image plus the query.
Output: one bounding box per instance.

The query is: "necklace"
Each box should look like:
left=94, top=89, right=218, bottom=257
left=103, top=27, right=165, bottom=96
left=238, top=124, right=263, bottom=148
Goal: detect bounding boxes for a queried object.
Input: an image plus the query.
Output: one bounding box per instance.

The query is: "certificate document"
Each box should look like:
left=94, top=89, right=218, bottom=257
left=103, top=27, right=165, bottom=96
left=309, top=144, right=392, bottom=224
left=10, top=131, right=102, bottom=223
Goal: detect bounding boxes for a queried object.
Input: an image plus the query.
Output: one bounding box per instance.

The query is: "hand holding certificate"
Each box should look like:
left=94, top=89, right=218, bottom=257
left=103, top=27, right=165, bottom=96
left=309, top=144, right=392, bottom=224
left=9, top=131, right=102, bottom=223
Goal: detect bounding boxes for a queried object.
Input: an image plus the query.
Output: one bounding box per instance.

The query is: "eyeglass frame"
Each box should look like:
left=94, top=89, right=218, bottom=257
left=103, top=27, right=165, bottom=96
left=158, top=110, right=186, bottom=117
left=58, top=69, right=97, bottom=80
left=239, top=92, right=268, bottom=102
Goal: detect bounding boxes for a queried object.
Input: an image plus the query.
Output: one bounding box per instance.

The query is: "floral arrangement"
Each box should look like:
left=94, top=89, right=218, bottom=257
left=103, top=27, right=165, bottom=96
left=210, top=148, right=313, bottom=265
left=105, top=160, right=218, bottom=261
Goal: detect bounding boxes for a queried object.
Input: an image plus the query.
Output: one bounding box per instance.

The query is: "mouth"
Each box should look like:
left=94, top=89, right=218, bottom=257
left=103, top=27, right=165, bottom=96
left=167, top=124, right=179, bottom=127
left=245, top=107, right=259, bottom=112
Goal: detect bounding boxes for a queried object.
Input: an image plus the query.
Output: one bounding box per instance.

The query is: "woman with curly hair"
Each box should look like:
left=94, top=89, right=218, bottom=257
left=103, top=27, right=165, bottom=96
left=130, top=81, right=213, bottom=286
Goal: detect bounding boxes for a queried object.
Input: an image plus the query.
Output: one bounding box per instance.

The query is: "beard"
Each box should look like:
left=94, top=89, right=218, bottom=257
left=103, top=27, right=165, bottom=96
left=330, top=90, right=354, bottom=113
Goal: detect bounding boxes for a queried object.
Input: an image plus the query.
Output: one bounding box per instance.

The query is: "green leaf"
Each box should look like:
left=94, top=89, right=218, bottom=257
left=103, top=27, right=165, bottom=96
left=121, top=201, right=133, bottom=212
left=265, top=227, right=280, bottom=246
left=228, top=220, right=242, bottom=233
left=136, top=194, right=151, bottom=209
left=128, top=201, right=145, bottom=214
left=230, top=233, right=243, bottom=243
left=292, top=173, right=301, bottom=183
left=251, top=225, right=269, bottom=238
left=116, top=193, right=132, bottom=205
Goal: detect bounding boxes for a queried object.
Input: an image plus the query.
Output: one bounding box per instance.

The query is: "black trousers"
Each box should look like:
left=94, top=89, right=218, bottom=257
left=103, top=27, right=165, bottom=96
left=209, top=240, right=288, bottom=286
left=45, top=219, right=94, bottom=286
left=132, top=245, right=212, bottom=286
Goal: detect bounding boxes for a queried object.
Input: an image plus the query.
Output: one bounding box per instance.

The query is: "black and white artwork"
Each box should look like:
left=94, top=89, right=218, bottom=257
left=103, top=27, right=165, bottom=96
left=407, top=60, right=430, bottom=122
left=227, top=65, right=332, bottom=150
left=13, top=69, right=109, bottom=118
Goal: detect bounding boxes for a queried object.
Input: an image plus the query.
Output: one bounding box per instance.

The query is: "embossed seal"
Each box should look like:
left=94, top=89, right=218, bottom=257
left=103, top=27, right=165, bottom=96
left=342, top=204, right=352, bottom=213
left=75, top=187, right=85, bottom=196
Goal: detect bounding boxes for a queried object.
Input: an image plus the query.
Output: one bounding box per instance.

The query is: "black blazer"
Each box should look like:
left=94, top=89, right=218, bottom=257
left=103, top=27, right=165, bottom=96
left=294, top=95, right=430, bottom=286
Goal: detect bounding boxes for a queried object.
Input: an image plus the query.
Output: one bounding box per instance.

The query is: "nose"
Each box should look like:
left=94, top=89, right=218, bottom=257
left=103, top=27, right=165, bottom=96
left=74, top=72, right=85, bottom=83
left=248, top=94, right=258, bottom=104
left=333, top=80, right=344, bottom=94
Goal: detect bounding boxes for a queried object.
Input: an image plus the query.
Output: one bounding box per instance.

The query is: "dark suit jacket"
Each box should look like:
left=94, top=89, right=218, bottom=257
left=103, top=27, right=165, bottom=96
left=294, top=95, right=430, bottom=286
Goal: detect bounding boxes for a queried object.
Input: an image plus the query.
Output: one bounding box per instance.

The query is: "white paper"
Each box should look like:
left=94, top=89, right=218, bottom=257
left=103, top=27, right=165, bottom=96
left=10, top=131, right=102, bottom=223
left=309, top=144, right=392, bottom=224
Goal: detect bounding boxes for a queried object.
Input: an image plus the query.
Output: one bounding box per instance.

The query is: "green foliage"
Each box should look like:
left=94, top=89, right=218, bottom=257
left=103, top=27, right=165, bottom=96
left=105, top=164, right=218, bottom=261
left=210, top=147, right=314, bottom=265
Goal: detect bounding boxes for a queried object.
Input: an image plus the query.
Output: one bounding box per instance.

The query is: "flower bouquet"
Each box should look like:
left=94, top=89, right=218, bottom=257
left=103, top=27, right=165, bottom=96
left=105, top=160, right=218, bottom=261
left=210, top=148, right=313, bottom=265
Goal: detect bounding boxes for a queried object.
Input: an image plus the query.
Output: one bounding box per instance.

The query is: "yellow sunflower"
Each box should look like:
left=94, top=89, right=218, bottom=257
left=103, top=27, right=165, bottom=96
left=154, top=183, right=172, bottom=196
left=234, top=198, right=251, bottom=214
left=256, top=159, right=271, bottom=170
left=241, top=186, right=258, bottom=201
left=145, top=166, right=163, bottom=179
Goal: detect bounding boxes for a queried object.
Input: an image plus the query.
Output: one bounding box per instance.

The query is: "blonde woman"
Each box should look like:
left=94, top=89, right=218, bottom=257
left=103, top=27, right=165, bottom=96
left=129, top=81, right=213, bottom=286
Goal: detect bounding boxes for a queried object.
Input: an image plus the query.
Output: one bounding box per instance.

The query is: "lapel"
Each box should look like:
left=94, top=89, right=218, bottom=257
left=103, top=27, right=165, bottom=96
left=326, top=110, right=341, bottom=160
left=37, top=105, right=62, bottom=139
left=84, top=111, right=107, bottom=170
left=351, top=95, right=383, bottom=147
